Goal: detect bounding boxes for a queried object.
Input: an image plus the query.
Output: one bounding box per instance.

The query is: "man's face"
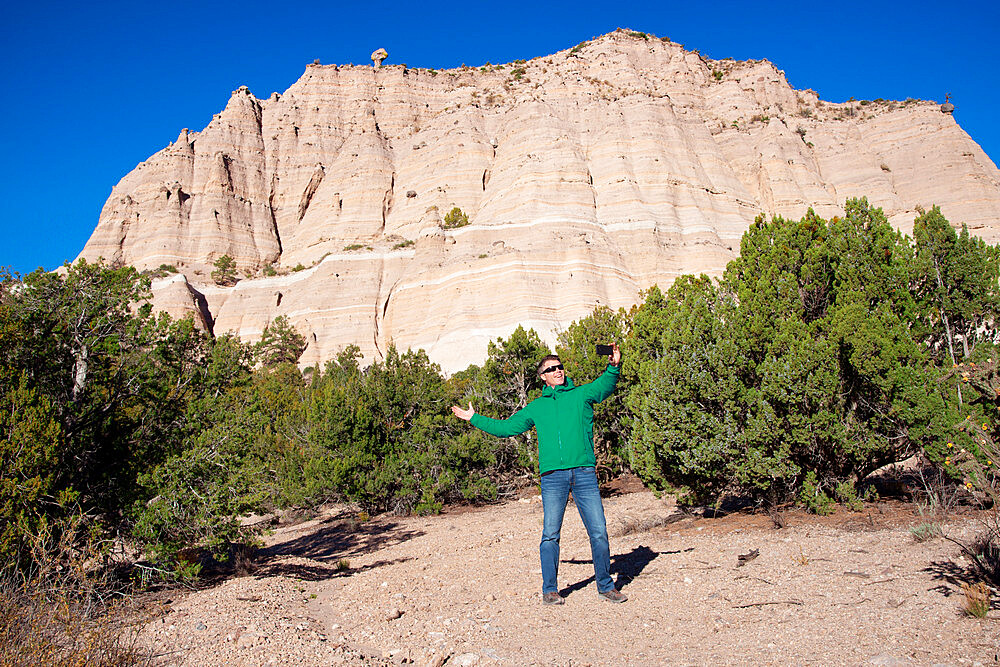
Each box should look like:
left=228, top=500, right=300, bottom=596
left=540, top=360, right=566, bottom=388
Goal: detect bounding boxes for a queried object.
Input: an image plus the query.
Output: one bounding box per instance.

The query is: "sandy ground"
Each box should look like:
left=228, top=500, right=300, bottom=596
left=140, top=485, right=999, bottom=666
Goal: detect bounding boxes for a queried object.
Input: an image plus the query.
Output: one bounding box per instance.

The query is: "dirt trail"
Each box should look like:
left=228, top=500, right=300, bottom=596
left=142, top=489, right=999, bottom=666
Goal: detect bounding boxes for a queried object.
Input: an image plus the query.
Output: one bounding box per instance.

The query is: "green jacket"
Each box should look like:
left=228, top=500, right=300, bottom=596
left=470, top=365, right=619, bottom=474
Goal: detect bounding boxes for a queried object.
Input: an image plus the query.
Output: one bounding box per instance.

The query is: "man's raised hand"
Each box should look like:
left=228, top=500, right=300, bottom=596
left=451, top=401, right=475, bottom=421
left=610, top=342, right=622, bottom=367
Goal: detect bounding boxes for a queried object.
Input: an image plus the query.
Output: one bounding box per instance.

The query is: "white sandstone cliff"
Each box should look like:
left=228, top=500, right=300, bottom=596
left=79, top=30, right=1000, bottom=373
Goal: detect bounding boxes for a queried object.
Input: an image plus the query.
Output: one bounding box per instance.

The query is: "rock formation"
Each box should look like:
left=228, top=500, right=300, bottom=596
left=78, top=30, right=1000, bottom=373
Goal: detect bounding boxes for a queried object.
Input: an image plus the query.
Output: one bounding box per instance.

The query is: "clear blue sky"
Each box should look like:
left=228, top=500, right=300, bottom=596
left=2, top=0, right=997, bottom=275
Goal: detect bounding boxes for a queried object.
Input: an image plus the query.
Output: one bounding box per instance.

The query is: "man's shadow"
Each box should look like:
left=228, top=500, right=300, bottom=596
left=560, top=544, right=673, bottom=596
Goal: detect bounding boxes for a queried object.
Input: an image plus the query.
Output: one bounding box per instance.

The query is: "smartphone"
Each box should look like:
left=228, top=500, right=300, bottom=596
left=596, top=344, right=613, bottom=356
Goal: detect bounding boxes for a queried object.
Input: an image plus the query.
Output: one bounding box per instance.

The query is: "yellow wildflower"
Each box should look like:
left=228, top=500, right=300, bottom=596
left=947, top=442, right=954, bottom=448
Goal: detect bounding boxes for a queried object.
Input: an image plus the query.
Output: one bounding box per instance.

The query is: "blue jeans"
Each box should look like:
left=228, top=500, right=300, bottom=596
left=539, top=466, right=614, bottom=594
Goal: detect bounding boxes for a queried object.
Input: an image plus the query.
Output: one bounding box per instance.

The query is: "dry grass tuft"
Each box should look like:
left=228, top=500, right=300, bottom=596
left=960, top=581, right=991, bottom=618
left=232, top=543, right=258, bottom=577
left=0, top=574, right=154, bottom=667
left=0, top=521, right=155, bottom=666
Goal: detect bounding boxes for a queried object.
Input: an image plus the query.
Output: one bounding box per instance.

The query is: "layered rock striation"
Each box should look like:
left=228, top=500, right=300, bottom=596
left=79, top=30, right=1000, bottom=373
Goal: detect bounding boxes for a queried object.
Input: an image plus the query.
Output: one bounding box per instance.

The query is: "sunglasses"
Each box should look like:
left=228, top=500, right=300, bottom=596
left=541, top=364, right=564, bottom=375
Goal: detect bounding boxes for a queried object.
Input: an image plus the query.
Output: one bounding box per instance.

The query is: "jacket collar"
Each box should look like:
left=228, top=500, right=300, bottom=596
left=541, top=377, right=575, bottom=396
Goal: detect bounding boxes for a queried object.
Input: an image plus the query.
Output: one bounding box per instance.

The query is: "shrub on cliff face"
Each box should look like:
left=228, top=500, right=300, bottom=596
left=443, top=207, right=470, bottom=229
left=211, top=254, right=238, bottom=285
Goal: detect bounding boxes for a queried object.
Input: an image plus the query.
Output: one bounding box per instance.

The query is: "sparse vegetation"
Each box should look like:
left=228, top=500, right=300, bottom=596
left=712, top=70, right=723, bottom=81
left=146, top=263, right=179, bottom=279
left=343, top=244, right=365, bottom=251
left=393, top=239, right=415, bottom=250
left=910, top=522, right=943, bottom=542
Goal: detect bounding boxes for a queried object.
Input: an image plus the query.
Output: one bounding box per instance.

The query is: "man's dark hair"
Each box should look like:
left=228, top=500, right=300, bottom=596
left=536, top=354, right=561, bottom=377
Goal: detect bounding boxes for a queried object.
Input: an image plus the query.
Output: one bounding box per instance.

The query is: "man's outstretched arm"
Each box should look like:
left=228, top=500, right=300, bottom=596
left=451, top=401, right=534, bottom=437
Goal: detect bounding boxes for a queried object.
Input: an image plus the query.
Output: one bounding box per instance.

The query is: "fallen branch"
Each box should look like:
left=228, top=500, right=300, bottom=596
left=732, top=599, right=803, bottom=608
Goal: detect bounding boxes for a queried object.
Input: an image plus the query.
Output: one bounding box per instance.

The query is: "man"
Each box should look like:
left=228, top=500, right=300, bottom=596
left=451, top=343, right=627, bottom=605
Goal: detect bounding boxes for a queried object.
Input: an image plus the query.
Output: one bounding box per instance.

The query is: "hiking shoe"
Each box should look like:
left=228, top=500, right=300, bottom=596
left=542, top=592, right=565, bottom=605
left=598, top=588, right=627, bottom=603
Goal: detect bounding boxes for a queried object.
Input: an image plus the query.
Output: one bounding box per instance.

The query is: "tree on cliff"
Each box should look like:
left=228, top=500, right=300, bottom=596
left=211, top=254, right=238, bottom=286
left=256, top=315, right=307, bottom=367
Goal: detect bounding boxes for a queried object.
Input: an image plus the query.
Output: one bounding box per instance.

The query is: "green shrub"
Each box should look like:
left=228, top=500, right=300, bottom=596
left=910, top=522, right=942, bottom=542
left=800, top=472, right=835, bottom=515
left=256, top=315, right=307, bottom=367
left=144, top=263, right=178, bottom=279
left=133, top=443, right=265, bottom=570
left=1, top=260, right=222, bottom=571
left=211, top=254, right=238, bottom=285
left=303, top=346, right=502, bottom=513
left=443, top=207, right=470, bottom=229
left=834, top=479, right=864, bottom=511
left=627, top=201, right=949, bottom=507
